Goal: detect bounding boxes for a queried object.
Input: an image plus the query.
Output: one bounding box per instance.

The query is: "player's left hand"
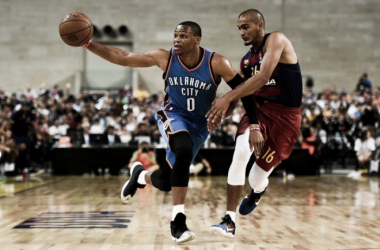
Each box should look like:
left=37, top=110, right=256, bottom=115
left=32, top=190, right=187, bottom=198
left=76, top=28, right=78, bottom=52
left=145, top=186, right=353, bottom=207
left=249, top=130, right=264, bottom=158
left=206, top=96, right=230, bottom=123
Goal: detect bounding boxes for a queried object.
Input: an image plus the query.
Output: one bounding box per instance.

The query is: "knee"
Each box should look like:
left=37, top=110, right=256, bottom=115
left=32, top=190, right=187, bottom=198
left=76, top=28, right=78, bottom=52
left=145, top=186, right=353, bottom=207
left=160, top=181, right=172, bottom=192
left=248, top=163, right=272, bottom=191
left=249, top=176, right=269, bottom=191
left=170, top=134, right=193, bottom=174
left=151, top=170, right=172, bottom=192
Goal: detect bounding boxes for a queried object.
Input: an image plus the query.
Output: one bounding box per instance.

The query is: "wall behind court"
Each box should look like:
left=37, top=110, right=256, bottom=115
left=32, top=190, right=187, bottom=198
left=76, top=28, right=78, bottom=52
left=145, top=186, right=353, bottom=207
left=0, top=0, right=379, bottom=94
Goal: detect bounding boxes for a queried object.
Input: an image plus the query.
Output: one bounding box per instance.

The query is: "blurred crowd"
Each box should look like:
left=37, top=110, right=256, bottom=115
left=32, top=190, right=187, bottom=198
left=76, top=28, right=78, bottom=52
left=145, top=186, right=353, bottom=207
left=0, top=72, right=379, bottom=176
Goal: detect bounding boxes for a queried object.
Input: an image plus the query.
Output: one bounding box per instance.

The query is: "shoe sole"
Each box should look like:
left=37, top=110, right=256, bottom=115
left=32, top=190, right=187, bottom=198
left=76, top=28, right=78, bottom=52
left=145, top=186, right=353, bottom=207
left=172, top=231, right=196, bottom=243
left=209, top=227, right=234, bottom=238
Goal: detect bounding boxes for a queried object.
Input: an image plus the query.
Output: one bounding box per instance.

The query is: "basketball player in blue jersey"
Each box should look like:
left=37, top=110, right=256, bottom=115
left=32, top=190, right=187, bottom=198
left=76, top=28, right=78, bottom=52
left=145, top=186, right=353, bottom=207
left=208, top=9, right=303, bottom=238
left=81, top=21, right=263, bottom=243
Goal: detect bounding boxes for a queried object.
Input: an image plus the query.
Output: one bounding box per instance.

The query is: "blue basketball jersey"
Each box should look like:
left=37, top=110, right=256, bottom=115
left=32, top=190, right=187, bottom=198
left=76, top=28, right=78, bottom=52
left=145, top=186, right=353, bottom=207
left=157, top=47, right=218, bottom=167
left=162, top=47, right=218, bottom=125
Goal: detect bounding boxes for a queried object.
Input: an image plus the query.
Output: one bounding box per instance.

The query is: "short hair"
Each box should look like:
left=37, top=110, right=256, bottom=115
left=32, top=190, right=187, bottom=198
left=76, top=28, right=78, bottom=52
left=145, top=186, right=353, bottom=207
left=178, top=21, right=202, bottom=37
left=238, top=9, right=265, bottom=28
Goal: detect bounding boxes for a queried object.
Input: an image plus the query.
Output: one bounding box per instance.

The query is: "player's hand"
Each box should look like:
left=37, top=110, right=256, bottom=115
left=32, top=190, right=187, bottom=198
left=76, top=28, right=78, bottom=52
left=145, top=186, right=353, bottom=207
left=206, top=96, right=231, bottom=123
left=205, top=166, right=212, bottom=174
left=207, top=115, right=222, bottom=131
left=249, top=129, right=264, bottom=158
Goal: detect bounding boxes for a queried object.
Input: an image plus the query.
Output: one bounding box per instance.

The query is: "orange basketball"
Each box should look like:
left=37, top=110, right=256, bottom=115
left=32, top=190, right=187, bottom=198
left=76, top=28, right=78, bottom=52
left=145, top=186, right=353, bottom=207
left=59, top=12, right=93, bottom=47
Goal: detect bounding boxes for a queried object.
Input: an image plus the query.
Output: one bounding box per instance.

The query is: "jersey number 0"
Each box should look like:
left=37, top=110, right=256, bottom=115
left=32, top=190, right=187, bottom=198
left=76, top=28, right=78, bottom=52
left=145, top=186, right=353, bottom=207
left=187, top=98, right=195, bottom=111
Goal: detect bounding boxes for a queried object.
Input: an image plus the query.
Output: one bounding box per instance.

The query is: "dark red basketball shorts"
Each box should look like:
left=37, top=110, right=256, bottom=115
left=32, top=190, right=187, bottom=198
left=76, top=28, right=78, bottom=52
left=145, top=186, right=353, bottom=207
left=237, top=102, right=301, bottom=171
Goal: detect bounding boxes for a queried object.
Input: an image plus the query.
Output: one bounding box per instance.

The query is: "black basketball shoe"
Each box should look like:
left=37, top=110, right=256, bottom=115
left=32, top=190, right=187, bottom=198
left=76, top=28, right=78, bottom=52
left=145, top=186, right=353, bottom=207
left=209, top=214, right=236, bottom=238
left=239, top=188, right=266, bottom=215
left=120, top=162, right=146, bottom=203
left=170, top=213, right=196, bottom=243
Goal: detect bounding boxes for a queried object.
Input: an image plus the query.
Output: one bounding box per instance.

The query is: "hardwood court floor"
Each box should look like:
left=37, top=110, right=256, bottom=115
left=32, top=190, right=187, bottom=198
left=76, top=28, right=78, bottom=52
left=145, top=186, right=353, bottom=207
left=0, top=174, right=379, bottom=250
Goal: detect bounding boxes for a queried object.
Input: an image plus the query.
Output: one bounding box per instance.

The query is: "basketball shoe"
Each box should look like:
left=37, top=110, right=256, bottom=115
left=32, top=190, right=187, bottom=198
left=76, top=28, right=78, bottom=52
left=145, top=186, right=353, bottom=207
left=209, top=214, right=235, bottom=238
left=239, top=189, right=266, bottom=215
left=120, top=162, right=146, bottom=203
left=170, top=213, right=196, bottom=243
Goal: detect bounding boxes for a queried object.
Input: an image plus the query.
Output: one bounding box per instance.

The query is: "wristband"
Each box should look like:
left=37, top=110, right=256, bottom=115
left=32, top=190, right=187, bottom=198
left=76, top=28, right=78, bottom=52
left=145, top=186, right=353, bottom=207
left=250, top=124, right=260, bottom=131
left=83, top=39, right=92, bottom=48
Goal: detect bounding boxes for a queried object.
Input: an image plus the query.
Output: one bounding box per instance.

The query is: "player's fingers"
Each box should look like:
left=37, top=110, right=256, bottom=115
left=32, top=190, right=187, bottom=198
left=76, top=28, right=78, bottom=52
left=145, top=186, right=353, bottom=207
left=221, top=110, right=226, bottom=121
left=206, top=108, right=217, bottom=119
left=212, top=113, right=222, bottom=123
left=206, top=101, right=216, bottom=117
left=210, top=122, right=216, bottom=131
left=249, top=141, right=254, bottom=152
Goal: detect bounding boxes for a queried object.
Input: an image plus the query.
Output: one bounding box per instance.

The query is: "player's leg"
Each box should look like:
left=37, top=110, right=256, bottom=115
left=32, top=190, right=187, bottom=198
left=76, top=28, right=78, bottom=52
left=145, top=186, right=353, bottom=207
left=238, top=161, right=275, bottom=215
left=238, top=137, right=280, bottom=215
left=120, top=109, right=175, bottom=203
left=209, top=126, right=252, bottom=238
left=169, top=131, right=196, bottom=243
left=239, top=104, right=301, bottom=215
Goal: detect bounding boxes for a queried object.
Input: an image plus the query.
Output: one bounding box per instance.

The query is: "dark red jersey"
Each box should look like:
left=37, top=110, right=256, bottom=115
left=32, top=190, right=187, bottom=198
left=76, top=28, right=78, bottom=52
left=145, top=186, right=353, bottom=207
left=240, top=33, right=303, bottom=108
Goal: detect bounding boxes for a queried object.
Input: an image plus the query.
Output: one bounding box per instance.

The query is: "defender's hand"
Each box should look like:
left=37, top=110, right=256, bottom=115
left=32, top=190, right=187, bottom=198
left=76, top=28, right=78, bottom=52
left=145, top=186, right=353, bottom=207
left=206, top=96, right=231, bottom=123
left=249, top=126, right=264, bottom=158
left=207, top=115, right=222, bottom=131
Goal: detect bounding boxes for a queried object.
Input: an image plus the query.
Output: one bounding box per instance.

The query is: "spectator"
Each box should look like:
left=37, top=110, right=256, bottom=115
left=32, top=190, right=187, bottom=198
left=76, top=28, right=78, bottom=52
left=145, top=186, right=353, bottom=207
left=101, top=125, right=121, bottom=146
left=354, top=127, right=376, bottom=172
left=89, top=118, right=103, bottom=134
left=0, top=128, right=18, bottom=176
left=361, top=73, right=372, bottom=89
left=131, top=122, right=151, bottom=144
left=360, top=96, right=378, bottom=127
left=9, top=101, right=35, bottom=174
left=48, top=118, right=65, bottom=141
left=301, top=126, right=323, bottom=174
left=81, top=122, right=91, bottom=146
left=128, top=141, right=159, bottom=172
left=133, top=84, right=150, bottom=102
left=190, top=153, right=212, bottom=176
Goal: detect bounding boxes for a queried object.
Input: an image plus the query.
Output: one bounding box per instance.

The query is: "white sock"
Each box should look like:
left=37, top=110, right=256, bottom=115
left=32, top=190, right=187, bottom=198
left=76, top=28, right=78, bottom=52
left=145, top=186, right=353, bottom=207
left=137, top=170, right=148, bottom=185
left=226, top=211, right=236, bottom=223
left=172, top=204, right=185, bottom=221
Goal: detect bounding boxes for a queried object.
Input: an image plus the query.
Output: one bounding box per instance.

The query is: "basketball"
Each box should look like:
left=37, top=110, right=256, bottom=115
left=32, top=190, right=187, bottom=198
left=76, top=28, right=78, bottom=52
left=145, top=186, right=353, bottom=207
left=59, top=12, right=93, bottom=47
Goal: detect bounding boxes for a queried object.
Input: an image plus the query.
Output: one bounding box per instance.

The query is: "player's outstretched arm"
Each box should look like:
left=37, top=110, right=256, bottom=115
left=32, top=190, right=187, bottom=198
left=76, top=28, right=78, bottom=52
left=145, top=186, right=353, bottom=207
left=85, top=41, right=169, bottom=69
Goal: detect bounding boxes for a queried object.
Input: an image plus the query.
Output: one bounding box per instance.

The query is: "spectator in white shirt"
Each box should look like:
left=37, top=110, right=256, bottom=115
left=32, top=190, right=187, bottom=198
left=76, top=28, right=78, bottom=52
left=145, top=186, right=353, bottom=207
left=48, top=118, right=65, bottom=140
left=89, top=118, right=104, bottom=134
left=354, top=127, right=376, bottom=169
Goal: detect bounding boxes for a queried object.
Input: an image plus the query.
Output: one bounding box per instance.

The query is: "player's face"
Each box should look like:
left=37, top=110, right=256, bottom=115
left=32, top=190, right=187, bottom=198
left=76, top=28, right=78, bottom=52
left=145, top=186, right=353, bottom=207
left=237, top=15, right=262, bottom=46
left=173, top=25, right=199, bottom=55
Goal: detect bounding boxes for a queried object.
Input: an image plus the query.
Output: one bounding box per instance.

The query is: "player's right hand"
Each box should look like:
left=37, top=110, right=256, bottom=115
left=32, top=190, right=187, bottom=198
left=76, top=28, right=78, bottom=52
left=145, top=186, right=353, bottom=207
left=249, top=130, right=264, bottom=158
left=207, top=115, right=222, bottom=131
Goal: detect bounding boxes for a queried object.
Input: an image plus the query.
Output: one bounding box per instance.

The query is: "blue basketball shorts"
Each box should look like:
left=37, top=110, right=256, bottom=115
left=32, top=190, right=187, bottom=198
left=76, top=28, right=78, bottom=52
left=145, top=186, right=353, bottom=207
left=157, top=108, right=208, bottom=168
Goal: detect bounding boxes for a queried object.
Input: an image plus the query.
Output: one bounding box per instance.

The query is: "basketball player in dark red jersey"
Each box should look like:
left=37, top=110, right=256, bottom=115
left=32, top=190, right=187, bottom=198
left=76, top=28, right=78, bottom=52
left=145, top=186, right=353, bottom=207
left=208, top=9, right=302, bottom=238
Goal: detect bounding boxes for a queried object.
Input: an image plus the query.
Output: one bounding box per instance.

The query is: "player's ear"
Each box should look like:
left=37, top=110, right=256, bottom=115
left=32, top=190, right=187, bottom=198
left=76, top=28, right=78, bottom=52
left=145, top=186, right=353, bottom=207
left=196, top=36, right=201, bottom=44
left=258, top=21, right=264, bottom=30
